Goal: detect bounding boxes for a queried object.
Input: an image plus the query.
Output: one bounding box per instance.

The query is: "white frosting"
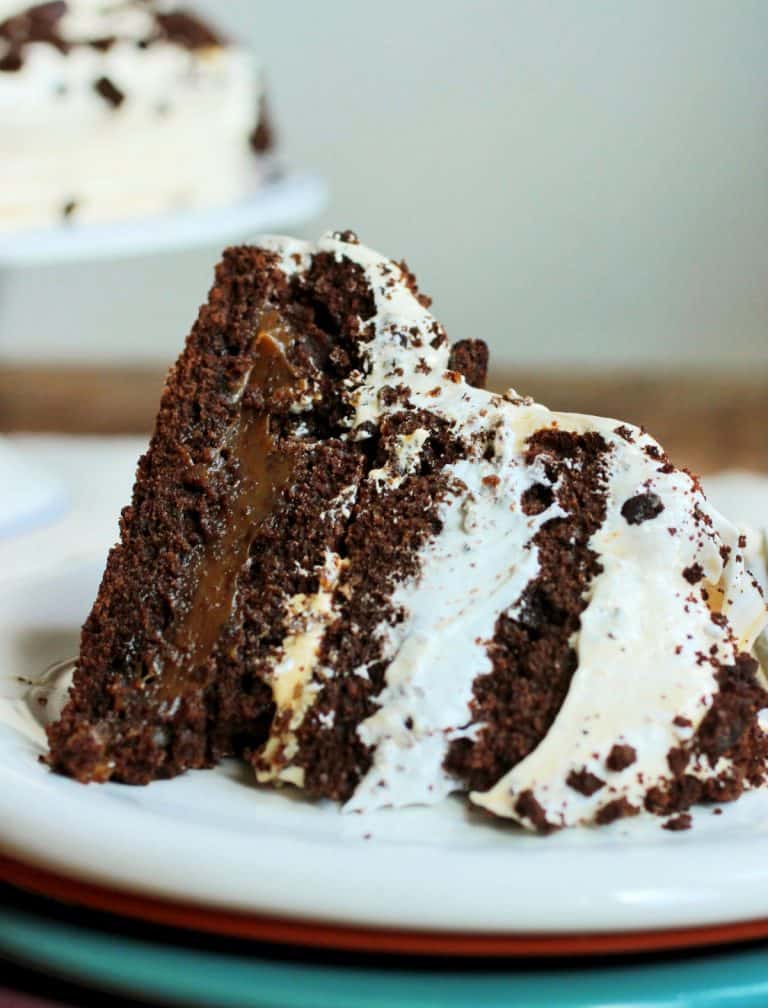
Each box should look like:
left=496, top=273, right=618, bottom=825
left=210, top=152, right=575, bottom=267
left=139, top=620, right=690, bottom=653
left=27, top=657, right=76, bottom=726
left=0, top=1, right=264, bottom=230
left=247, top=233, right=768, bottom=829
left=256, top=549, right=347, bottom=788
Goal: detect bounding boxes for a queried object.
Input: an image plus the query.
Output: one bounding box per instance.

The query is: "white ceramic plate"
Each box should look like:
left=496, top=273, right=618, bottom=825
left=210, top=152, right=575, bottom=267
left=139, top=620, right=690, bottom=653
left=2, top=444, right=768, bottom=936
left=4, top=615, right=768, bottom=935
left=0, top=171, right=327, bottom=268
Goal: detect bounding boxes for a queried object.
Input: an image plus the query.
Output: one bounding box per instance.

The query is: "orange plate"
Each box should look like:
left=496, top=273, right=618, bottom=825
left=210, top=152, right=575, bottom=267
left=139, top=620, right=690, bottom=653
left=3, top=852, right=768, bottom=959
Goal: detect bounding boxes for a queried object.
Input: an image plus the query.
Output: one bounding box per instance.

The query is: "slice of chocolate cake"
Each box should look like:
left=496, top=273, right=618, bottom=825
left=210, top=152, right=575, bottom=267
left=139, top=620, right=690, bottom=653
left=48, top=232, right=768, bottom=831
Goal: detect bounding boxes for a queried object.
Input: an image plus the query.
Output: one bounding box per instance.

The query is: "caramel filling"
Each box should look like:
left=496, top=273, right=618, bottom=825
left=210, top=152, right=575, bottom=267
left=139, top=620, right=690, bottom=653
left=159, top=313, right=303, bottom=698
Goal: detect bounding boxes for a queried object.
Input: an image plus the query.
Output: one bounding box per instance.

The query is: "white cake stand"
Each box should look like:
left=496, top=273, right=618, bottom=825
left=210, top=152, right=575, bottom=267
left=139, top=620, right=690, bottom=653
left=0, top=171, right=328, bottom=267
left=0, top=169, right=328, bottom=538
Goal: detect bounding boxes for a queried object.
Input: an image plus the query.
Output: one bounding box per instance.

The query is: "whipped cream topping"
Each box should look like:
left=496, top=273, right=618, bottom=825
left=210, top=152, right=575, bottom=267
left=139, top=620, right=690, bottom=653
left=0, top=0, right=264, bottom=230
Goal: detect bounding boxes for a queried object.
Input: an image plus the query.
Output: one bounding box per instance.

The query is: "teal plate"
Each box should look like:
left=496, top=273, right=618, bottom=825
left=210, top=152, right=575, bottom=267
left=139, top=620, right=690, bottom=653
left=4, top=908, right=768, bottom=1008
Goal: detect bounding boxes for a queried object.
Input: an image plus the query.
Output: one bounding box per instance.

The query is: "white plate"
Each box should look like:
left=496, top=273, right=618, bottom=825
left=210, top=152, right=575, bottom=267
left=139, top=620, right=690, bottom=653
left=0, top=171, right=327, bottom=268
left=0, top=440, right=66, bottom=540
left=2, top=446, right=768, bottom=935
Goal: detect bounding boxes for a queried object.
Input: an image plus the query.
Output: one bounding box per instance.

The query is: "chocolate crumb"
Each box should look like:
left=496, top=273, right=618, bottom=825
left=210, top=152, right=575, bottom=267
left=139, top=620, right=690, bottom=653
left=606, top=743, right=637, bottom=772
left=331, top=229, right=360, bottom=244
left=521, top=482, right=554, bottom=516
left=613, top=425, right=635, bottom=443
left=682, top=563, right=704, bottom=585
left=93, top=75, right=124, bottom=108
left=0, top=49, right=23, bottom=71
left=89, top=36, right=115, bottom=52
left=249, top=95, right=273, bottom=153
left=514, top=790, right=556, bottom=833
left=667, top=746, right=689, bottom=776
left=621, top=492, right=664, bottom=525
left=566, top=768, right=605, bottom=796
left=595, top=798, right=639, bottom=825
left=663, top=813, right=692, bottom=831
left=156, top=11, right=223, bottom=49
left=447, top=339, right=489, bottom=389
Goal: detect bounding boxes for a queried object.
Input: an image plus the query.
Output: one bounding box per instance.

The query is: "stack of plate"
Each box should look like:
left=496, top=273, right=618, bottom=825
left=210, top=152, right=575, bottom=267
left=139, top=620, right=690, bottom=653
left=2, top=439, right=768, bottom=1006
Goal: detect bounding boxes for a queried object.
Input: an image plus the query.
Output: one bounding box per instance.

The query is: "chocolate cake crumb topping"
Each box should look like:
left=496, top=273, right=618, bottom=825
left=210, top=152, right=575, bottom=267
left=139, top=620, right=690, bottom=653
left=0, top=1, right=67, bottom=71
left=521, top=482, right=554, bottom=516
left=606, top=743, right=637, bottom=772
left=331, top=229, right=360, bottom=244
left=93, top=75, right=125, bottom=108
left=663, top=813, right=692, bottom=830
left=397, top=260, right=432, bottom=309
left=682, top=563, right=704, bottom=585
left=0, top=48, right=22, bottom=70
left=447, top=339, right=489, bottom=389
left=514, top=790, right=555, bottom=833
left=667, top=746, right=689, bottom=777
left=1, top=3, right=226, bottom=74
left=566, top=768, right=605, bottom=796
left=613, top=425, right=635, bottom=443
left=697, top=655, right=764, bottom=761
left=595, top=798, right=639, bottom=825
left=89, top=36, right=116, bottom=52
left=644, top=654, right=768, bottom=818
left=621, top=492, right=664, bottom=525
left=156, top=10, right=223, bottom=49
left=249, top=95, right=274, bottom=154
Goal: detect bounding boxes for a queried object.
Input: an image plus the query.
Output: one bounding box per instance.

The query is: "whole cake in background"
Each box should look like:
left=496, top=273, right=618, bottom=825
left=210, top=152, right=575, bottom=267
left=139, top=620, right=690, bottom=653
left=47, top=231, right=768, bottom=832
left=0, top=0, right=272, bottom=230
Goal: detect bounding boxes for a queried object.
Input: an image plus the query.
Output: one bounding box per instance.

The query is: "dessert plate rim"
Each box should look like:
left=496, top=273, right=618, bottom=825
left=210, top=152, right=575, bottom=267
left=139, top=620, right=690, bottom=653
left=0, top=169, right=328, bottom=267
left=4, top=852, right=768, bottom=959
left=5, top=707, right=768, bottom=944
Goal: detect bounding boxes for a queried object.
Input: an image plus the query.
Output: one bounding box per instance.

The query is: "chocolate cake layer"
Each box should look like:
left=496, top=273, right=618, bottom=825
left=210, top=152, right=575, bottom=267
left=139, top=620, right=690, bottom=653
left=444, top=429, right=610, bottom=792
left=48, top=248, right=373, bottom=782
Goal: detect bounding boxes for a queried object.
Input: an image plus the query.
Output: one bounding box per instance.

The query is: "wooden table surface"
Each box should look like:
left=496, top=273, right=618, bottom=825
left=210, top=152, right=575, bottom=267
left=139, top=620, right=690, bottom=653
left=0, top=365, right=765, bottom=475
